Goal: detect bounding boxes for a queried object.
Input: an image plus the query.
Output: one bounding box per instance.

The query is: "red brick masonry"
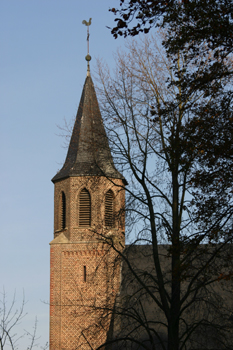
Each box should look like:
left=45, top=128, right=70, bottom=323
left=50, top=176, right=125, bottom=350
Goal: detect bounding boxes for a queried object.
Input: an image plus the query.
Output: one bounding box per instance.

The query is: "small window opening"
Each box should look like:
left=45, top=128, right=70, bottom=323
left=105, top=190, right=114, bottom=227
left=83, top=266, right=86, bottom=282
left=79, top=188, right=91, bottom=227
left=59, top=191, right=66, bottom=230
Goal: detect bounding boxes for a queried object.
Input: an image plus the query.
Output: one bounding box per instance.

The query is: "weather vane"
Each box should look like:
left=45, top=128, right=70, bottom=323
left=82, top=18, right=92, bottom=74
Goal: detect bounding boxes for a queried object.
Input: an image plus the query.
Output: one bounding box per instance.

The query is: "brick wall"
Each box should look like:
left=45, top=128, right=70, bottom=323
left=50, top=176, right=125, bottom=350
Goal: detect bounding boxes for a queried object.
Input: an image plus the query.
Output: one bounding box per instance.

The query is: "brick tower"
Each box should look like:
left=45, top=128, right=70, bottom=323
left=50, top=61, right=125, bottom=349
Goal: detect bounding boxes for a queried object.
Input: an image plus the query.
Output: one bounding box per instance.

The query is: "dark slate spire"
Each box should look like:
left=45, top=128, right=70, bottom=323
left=52, top=74, right=124, bottom=183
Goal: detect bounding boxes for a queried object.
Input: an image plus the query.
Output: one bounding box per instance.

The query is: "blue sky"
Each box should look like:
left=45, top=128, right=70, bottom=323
left=0, top=1, right=125, bottom=347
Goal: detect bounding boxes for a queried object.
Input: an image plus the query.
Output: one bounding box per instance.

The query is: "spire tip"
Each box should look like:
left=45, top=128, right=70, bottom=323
left=83, top=18, right=92, bottom=75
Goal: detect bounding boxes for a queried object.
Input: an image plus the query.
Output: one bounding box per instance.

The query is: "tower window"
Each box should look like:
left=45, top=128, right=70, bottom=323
left=59, top=191, right=66, bottom=230
left=83, top=266, right=86, bottom=282
left=105, top=190, right=114, bottom=227
left=79, top=188, right=91, bottom=227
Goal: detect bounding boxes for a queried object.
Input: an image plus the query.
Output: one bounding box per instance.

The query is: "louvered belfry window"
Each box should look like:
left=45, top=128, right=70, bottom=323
left=60, top=191, right=66, bottom=230
left=79, top=188, right=91, bottom=227
left=105, top=190, right=114, bottom=227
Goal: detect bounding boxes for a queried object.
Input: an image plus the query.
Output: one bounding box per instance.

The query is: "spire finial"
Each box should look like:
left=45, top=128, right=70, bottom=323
left=82, top=18, right=92, bottom=76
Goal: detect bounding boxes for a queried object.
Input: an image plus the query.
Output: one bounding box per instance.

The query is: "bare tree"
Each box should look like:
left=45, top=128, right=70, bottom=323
left=0, top=289, right=48, bottom=350
left=92, top=34, right=233, bottom=350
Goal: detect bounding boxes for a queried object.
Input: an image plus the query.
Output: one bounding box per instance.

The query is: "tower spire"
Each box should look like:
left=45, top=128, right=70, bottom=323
left=52, top=18, right=125, bottom=184
left=52, top=73, right=125, bottom=183
left=82, top=18, right=92, bottom=76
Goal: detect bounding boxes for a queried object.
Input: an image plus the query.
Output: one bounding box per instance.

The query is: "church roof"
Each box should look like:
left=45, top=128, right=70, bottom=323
left=108, top=244, right=233, bottom=350
left=52, top=73, right=125, bottom=183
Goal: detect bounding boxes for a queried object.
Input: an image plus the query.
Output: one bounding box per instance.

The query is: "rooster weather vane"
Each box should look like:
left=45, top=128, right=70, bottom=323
left=82, top=18, right=92, bottom=73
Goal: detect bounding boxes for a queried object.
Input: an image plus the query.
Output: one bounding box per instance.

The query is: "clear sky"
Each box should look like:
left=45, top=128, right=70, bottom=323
left=0, top=1, right=126, bottom=347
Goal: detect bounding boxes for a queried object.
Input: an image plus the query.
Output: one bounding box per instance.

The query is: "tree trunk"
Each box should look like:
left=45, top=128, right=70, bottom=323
left=168, top=166, right=181, bottom=350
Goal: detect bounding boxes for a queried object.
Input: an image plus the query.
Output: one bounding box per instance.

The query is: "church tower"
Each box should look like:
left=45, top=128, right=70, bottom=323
left=49, top=52, right=125, bottom=349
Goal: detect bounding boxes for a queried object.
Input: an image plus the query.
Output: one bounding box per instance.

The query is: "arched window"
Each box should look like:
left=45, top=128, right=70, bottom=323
left=79, top=188, right=91, bottom=227
left=59, top=191, right=66, bottom=230
left=105, top=190, right=114, bottom=227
